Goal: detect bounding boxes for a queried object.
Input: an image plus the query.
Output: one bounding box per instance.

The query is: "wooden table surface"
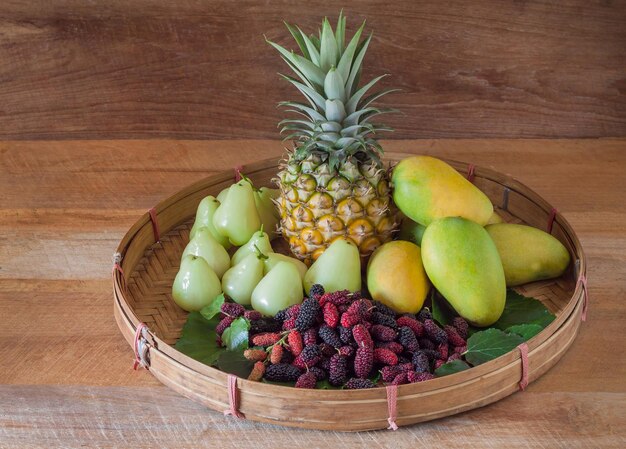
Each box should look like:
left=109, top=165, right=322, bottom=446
left=1, top=139, right=625, bottom=448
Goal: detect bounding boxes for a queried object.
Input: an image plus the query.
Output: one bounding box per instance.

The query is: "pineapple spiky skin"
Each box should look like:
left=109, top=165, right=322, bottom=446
left=275, top=153, right=399, bottom=264
left=269, top=13, right=401, bottom=263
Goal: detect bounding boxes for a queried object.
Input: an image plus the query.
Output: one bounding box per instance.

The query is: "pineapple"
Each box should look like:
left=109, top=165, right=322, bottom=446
left=268, top=13, right=400, bottom=264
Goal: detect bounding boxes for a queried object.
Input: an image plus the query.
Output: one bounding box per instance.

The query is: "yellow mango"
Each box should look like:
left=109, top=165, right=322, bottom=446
left=392, top=156, right=493, bottom=226
left=422, top=217, right=506, bottom=327
left=367, top=241, right=430, bottom=314
left=486, top=223, right=570, bottom=286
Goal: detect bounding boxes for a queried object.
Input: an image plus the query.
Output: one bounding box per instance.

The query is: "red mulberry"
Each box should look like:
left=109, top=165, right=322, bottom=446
left=381, top=365, right=402, bottom=383
left=371, top=325, right=398, bottom=342
left=340, top=312, right=360, bottom=328
left=392, top=372, right=409, bottom=385
left=424, top=319, right=448, bottom=344
left=444, top=325, right=467, bottom=347
left=346, top=298, right=373, bottom=322
left=354, top=346, right=374, bottom=378
left=375, top=341, right=404, bottom=354
left=216, top=316, right=234, bottom=335
left=220, top=302, right=245, bottom=318
left=323, top=302, right=340, bottom=328
left=244, top=310, right=262, bottom=321
left=397, top=315, right=424, bottom=337
left=452, top=316, right=469, bottom=339
left=282, top=316, right=296, bottom=331
left=270, top=344, right=284, bottom=364
left=434, top=359, right=445, bottom=370
left=352, top=324, right=373, bottom=348
left=264, top=363, right=301, bottom=382
left=398, top=326, right=419, bottom=352
left=408, top=371, right=435, bottom=383
left=248, top=361, right=265, bottom=381
left=252, top=332, right=281, bottom=346
left=303, top=327, right=318, bottom=346
left=287, top=330, right=303, bottom=356
left=454, top=345, right=467, bottom=355
left=447, top=353, right=461, bottom=362
left=437, top=343, right=448, bottom=361
left=322, top=290, right=352, bottom=306
left=295, top=371, right=317, bottom=389
left=344, top=378, right=375, bottom=389
left=243, top=348, right=267, bottom=362
left=329, top=354, right=348, bottom=386
left=295, top=298, right=321, bottom=332
left=339, top=345, right=355, bottom=357
left=373, top=348, right=398, bottom=366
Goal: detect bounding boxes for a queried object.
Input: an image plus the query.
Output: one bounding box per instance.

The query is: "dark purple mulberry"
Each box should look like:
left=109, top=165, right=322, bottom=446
left=398, top=326, right=419, bottom=352
left=397, top=315, right=424, bottom=337
left=249, top=317, right=281, bottom=335
left=308, top=366, right=328, bottom=381
left=244, top=310, right=262, bottom=321
left=408, top=371, right=435, bottom=383
left=338, top=326, right=355, bottom=345
left=264, top=363, right=301, bottom=382
left=318, top=324, right=342, bottom=348
left=303, top=327, right=317, bottom=346
left=354, top=346, right=374, bottom=378
left=293, top=344, right=321, bottom=369
left=412, top=351, right=430, bottom=373
left=381, top=365, right=402, bottom=383
left=419, top=338, right=436, bottom=351
left=344, top=378, right=376, bottom=389
left=417, top=308, right=432, bottom=322
left=372, top=300, right=396, bottom=317
left=444, top=324, right=467, bottom=347
left=295, top=298, right=321, bottom=332
left=295, top=371, right=317, bottom=389
left=424, top=320, right=448, bottom=344
left=421, top=349, right=440, bottom=362
left=371, top=325, right=398, bottom=342
left=452, top=316, right=469, bottom=339
left=319, top=343, right=336, bottom=357
left=308, top=284, right=325, bottom=300
left=220, top=302, right=245, bottom=318
left=215, top=316, right=234, bottom=335
left=329, top=354, right=348, bottom=386
left=372, top=311, right=398, bottom=329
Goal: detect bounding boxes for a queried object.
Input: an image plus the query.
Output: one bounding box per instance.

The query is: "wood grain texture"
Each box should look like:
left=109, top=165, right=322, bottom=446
left=0, top=139, right=625, bottom=444
left=0, top=1, right=624, bottom=140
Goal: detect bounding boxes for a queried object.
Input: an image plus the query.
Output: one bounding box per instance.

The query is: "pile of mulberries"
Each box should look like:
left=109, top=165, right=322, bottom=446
left=217, top=286, right=468, bottom=389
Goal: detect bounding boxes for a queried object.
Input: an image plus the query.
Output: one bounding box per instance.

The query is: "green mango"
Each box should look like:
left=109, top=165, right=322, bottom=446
left=303, top=238, right=361, bottom=295
left=486, top=223, right=570, bottom=286
left=398, top=216, right=426, bottom=246
left=392, top=156, right=493, bottom=226
left=212, top=181, right=261, bottom=246
left=189, top=196, right=231, bottom=249
left=263, top=252, right=308, bottom=280
left=422, top=217, right=506, bottom=327
left=182, top=227, right=231, bottom=279
left=222, top=253, right=265, bottom=306
left=231, top=229, right=274, bottom=267
left=251, top=261, right=304, bottom=316
left=254, top=187, right=280, bottom=239
left=172, top=255, right=222, bottom=312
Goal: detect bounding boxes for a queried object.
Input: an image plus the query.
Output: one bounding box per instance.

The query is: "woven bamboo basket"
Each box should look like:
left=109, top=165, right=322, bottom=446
left=112, top=153, right=587, bottom=431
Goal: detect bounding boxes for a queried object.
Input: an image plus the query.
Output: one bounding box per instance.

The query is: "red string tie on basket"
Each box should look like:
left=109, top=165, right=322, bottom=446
left=133, top=322, right=150, bottom=370
left=386, top=384, right=399, bottom=430
left=517, top=343, right=529, bottom=391
left=148, top=207, right=160, bottom=243
left=223, top=374, right=245, bottom=419
left=578, top=272, right=589, bottom=322
left=234, top=165, right=244, bottom=182
left=112, top=253, right=126, bottom=292
left=466, top=163, right=476, bottom=183
left=546, top=208, right=558, bottom=234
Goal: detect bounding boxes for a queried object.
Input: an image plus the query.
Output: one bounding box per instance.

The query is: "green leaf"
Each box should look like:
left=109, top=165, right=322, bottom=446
left=506, top=324, right=544, bottom=340
left=221, top=317, right=250, bottom=352
left=174, top=312, right=224, bottom=366
left=284, top=22, right=310, bottom=59
left=493, top=290, right=555, bottom=330
left=319, top=18, right=338, bottom=71
left=435, top=359, right=472, bottom=377
left=431, top=290, right=452, bottom=327
left=465, top=328, right=524, bottom=366
left=216, top=350, right=255, bottom=378
left=199, top=293, right=225, bottom=321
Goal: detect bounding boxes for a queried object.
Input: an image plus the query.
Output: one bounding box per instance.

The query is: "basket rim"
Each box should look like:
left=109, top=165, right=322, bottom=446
left=112, top=153, right=586, bottom=399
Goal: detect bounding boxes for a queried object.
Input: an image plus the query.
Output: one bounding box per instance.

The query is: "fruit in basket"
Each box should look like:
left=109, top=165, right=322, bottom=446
left=189, top=196, right=231, bottom=249
left=251, top=261, right=304, bottom=316
left=263, top=252, right=308, bottom=280
left=222, top=253, right=265, bottom=305
left=217, top=186, right=230, bottom=203
left=231, top=228, right=274, bottom=267
left=398, top=216, right=426, bottom=246
left=172, top=255, right=222, bottom=311
left=303, top=238, right=361, bottom=294
left=268, top=14, right=399, bottom=265
left=421, top=217, right=506, bottom=327
left=366, top=241, right=430, bottom=314
left=213, top=180, right=261, bottom=246
left=392, top=156, right=493, bottom=226
left=486, top=211, right=503, bottom=225
left=486, top=223, right=570, bottom=286
left=254, top=186, right=281, bottom=239
left=181, top=227, right=230, bottom=278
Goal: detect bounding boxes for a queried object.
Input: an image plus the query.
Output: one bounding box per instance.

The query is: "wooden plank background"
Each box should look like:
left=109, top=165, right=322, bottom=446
left=0, top=0, right=624, bottom=140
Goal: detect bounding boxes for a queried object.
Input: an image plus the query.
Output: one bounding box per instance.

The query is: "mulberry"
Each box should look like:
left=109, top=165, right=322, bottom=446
left=408, top=371, right=435, bottom=383
left=322, top=302, right=340, bottom=328
left=322, top=290, right=352, bottom=306
left=308, top=366, right=328, bottom=381
left=287, top=330, right=303, bottom=356
left=251, top=332, right=281, bottom=346
left=373, top=348, right=398, bottom=366
left=319, top=356, right=332, bottom=371
left=392, top=372, right=409, bottom=385
left=293, top=344, right=321, bottom=369
left=419, top=338, right=436, bottom=351
left=319, top=343, right=336, bottom=357
left=247, top=361, right=265, bottom=381
left=452, top=316, right=469, bottom=339
left=282, top=316, right=296, bottom=331
left=243, top=348, right=267, bottom=362
left=275, top=304, right=300, bottom=322
left=398, top=326, right=419, bottom=352
left=434, top=359, right=445, bottom=370
left=444, top=325, right=467, bottom=347
left=249, top=318, right=281, bottom=334
left=344, top=378, right=375, bottom=389
left=346, top=298, right=373, bottom=322
left=264, top=363, right=301, bottom=382
left=339, top=345, right=355, bottom=357
left=354, top=346, right=374, bottom=378
left=372, top=311, right=398, bottom=329
left=422, top=349, right=440, bottom=361
left=381, top=365, right=402, bottom=383
left=375, top=341, right=404, bottom=354
left=352, top=324, right=373, bottom=348
left=270, top=344, right=284, bottom=364
left=295, top=298, right=320, bottom=332
left=318, top=325, right=342, bottom=348
left=303, top=327, right=318, bottom=346
left=371, top=324, right=398, bottom=342
left=417, top=307, right=433, bottom=322
left=340, top=312, right=360, bottom=328
left=329, top=354, right=348, bottom=386
left=309, top=284, right=325, bottom=300
left=447, top=353, right=461, bottom=362
left=244, top=310, right=262, bottom=321
left=424, top=319, right=448, bottom=344
left=220, top=302, right=245, bottom=318
left=216, top=316, right=234, bottom=335
left=338, top=326, right=355, bottom=345
left=437, top=343, right=448, bottom=361
left=372, top=300, right=396, bottom=317
left=454, top=345, right=467, bottom=355
left=397, top=316, right=424, bottom=337
left=280, top=349, right=294, bottom=364
left=412, top=351, right=430, bottom=373
left=295, top=371, right=317, bottom=389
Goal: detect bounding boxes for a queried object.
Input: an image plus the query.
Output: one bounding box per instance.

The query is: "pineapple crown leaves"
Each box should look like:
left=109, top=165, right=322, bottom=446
left=266, top=11, right=398, bottom=171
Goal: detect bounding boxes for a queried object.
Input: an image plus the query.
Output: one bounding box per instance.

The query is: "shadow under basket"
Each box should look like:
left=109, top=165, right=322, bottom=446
left=112, top=153, right=588, bottom=431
